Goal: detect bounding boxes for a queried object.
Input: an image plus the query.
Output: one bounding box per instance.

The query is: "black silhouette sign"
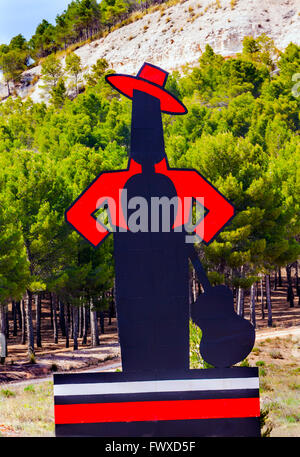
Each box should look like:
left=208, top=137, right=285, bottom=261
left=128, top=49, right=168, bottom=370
left=54, top=62, right=260, bottom=437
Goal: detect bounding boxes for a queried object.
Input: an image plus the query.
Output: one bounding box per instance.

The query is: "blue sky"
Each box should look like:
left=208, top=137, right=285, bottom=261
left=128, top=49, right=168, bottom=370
left=0, top=0, right=72, bottom=44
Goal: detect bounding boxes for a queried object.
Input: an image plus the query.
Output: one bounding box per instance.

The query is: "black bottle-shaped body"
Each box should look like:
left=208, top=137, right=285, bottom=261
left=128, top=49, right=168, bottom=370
left=113, top=91, right=190, bottom=374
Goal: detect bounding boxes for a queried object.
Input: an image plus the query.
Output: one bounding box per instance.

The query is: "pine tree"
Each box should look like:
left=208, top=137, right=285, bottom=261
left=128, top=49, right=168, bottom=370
left=65, top=52, right=83, bottom=95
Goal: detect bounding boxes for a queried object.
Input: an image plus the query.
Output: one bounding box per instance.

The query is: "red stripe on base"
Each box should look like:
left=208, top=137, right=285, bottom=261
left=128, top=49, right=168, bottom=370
left=55, top=398, right=260, bottom=424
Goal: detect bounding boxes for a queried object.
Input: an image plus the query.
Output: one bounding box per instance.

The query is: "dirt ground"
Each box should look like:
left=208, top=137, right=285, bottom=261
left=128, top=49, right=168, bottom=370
left=0, top=315, right=121, bottom=383
left=0, top=277, right=299, bottom=384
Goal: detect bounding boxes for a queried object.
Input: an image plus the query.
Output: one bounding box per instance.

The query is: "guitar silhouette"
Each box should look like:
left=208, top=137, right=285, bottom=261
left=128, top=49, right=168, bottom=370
left=189, top=248, right=255, bottom=368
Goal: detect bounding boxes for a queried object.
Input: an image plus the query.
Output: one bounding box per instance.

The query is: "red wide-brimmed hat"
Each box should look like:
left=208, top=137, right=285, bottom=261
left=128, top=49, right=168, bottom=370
left=105, top=62, right=187, bottom=115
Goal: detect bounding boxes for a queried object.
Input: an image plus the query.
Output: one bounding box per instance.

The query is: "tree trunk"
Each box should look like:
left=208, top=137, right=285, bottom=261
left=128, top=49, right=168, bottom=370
left=90, top=303, right=99, bottom=347
left=197, top=280, right=203, bottom=295
left=296, top=261, right=300, bottom=306
left=278, top=267, right=282, bottom=287
left=75, top=74, right=78, bottom=96
left=5, top=305, right=9, bottom=339
left=12, top=301, right=18, bottom=336
left=274, top=270, right=277, bottom=290
left=64, top=303, right=69, bottom=348
left=265, top=275, right=272, bottom=327
left=70, top=305, right=73, bottom=340
left=21, top=299, right=26, bottom=345
left=192, top=268, right=197, bottom=302
left=59, top=300, right=66, bottom=337
left=16, top=300, right=22, bottom=330
left=36, top=293, right=42, bottom=347
left=99, top=311, right=105, bottom=334
left=78, top=306, right=83, bottom=338
left=51, top=293, right=58, bottom=344
left=72, top=306, right=79, bottom=351
left=260, top=278, right=264, bottom=319
left=189, top=274, right=194, bottom=305
left=286, top=265, right=294, bottom=307
left=0, top=305, right=7, bottom=363
left=237, top=287, right=244, bottom=317
left=109, top=288, right=115, bottom=325
left=250, top=283, right=256, bottom=329
left=49, top=295, right=53, bottom=329
left=82, top=305, right=88, bottom=345
left=25, top=290, right=35, bottom=357
left=67, top=303, right=71, bottom=331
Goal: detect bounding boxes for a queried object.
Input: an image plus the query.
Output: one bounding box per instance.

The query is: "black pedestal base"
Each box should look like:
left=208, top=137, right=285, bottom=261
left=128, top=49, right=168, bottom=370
left=54, top=367, right=260, bottom=437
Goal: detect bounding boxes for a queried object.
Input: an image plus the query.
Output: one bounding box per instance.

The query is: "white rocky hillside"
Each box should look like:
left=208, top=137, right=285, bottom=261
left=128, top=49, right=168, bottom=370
left=1, top=0, right=299, bottom=102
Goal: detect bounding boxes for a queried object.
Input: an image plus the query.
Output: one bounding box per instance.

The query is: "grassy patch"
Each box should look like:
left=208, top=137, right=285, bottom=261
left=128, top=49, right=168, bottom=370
left=251, top=336, right=300, bottom=436
left=0, top=381, right=54, bottom=436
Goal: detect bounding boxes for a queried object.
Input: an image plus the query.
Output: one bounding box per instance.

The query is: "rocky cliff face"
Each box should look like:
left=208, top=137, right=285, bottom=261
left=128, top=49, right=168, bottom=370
left=1, top=0, right=299, bottom=101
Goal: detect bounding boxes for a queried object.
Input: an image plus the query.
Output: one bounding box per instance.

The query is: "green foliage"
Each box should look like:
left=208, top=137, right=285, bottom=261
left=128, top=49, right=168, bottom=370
left=65, top=52, right=83, bottom=95
left=24, top=385, right=35, bottom=393
left=239, top=359, right=250, bottom=367
left=0, top=49, right=26, bottom=96
left=0, top=389, right=16, bottom=398
left=241, top=34, right=279, bottom=70
left=28, top=352, right=36, bottom=364
left=50, top=78, right=67, bottom=108
left=189, top=320, right=214, bottom=369
left=29, top=19, right=57, bottom=58
left=84, top=58, right=109, bottom=87
left=0, top=193, right=30, bottom=304
left=41, top=54, right=63, bottom=91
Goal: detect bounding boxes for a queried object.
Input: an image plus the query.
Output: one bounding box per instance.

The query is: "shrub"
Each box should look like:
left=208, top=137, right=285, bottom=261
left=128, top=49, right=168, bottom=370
left=259, top=368, right=267, bottom=377
left=28, top=353, right=36, bottom=364
left=24, top=385, right=35, bottom=393
left=239, top=359, right=250, bottom=367
left=0, top=389, right=15, bottom=398
left=30, top=74, right=40, bottom=86
left=269, top=350, right=283, bottom=359
left=260, top=407, right=273, bottom=437
left=256, top=360, right=265, bottom=367
left=259, top=379, right=273, bottom=392
left=288, top=383, right=300, bottom=390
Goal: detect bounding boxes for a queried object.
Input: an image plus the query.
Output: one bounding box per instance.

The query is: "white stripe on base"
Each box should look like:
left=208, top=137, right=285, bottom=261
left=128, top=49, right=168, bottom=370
left=54, top=377, right=259, bottom=397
